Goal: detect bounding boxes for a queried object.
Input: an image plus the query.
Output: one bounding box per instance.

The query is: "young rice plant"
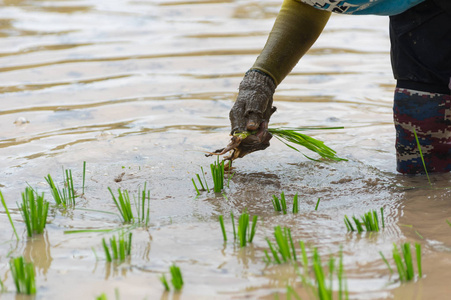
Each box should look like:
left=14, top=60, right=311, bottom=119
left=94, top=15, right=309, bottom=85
left=160, top=264, right=184, bottom=291
left=9, top=256, right=36, bottom=295
left=19, top=187, right=49, bottom=237
left=219, top=211, right=258, bottom=247
left=264, top=226, right=297, bottom=264
left=0, top=190, right=19, bottom=240
left=380, top=242, right=422, bottom=282
left=102, top=232, right=133, bottom=263
left=344, top=208, right=385, bottom=233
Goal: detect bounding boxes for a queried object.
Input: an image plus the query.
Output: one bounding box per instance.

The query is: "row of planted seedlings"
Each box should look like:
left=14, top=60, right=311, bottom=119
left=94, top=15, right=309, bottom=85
left=1, top=156, right=425, bottom=299
left=213, top=185, right=424, bottom=299
left=0, top=162, right=185, bottom=297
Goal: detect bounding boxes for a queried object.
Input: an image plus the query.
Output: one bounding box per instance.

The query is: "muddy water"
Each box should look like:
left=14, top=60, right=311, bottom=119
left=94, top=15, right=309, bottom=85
left=1, top=0, right=451, bottom=299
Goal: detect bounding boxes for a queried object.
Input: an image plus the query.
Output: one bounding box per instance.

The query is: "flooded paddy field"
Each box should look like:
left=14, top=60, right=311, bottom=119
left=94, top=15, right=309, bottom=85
left=1, top=0, right=451, bottom=299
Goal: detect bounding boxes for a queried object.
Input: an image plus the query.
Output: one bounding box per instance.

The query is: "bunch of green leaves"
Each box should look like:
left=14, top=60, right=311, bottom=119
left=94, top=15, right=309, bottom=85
left=102, top=232, right=133, bottom=262
left=289, top=244, right=349, bottom=300
left=160, top=264, right=184, bottom=291
left=192, top=158, right=234, bottom=195
left=344, top=208, right=384, bottom=233
left=108, top=183, right=151, bottom=225
left=210, top=156, right=225, bottom=193
left=267, top=127, right=347, bottom=162
left=45, top=168, right=76, bottom=208
left=0, top=190, right=19, bottom=240
left=264, top=226, right=297, bottom=264
left=219, top=211, right=258, bottom=247
left=9, top=256, right=36, bottom=295
left=19, top=187, right=49, bottom=237
left=272, top=192, right=300, bottom=214
left=380, top=242, right=422, bottom=282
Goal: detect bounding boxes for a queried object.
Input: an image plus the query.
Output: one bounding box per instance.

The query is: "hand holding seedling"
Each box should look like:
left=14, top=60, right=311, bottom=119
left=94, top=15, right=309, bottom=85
left=213, top=70, right=277, bottom=161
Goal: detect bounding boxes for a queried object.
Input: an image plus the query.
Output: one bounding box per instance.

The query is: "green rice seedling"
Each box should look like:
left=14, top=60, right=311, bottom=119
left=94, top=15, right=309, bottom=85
left=108, top=184, right=151, bottom=225
left=315, top=197, right=321, bottom=211
left=211, top=156, right=225, bottom=193
left=219, top=215, right=227, bottom=241
left=382, top=242, right=422, bottom=282
left=0, top=190, right=19, bottom=240
left=192, top=166, right=210, bottom=195
left=108, top=188, right=133, bottom=223
left=170, top=264, right=184, bottom=291
left=412, top=128, right=431, bottom=184
left=292, top=193, right=299, bottom=214
left=267, top=127, right=347, bottom=162
left=264, top=226, right=297, bottom=264
left=192, top=179, right=201, bottom=195
left=344, top=208, right=384, bottom=233
left=9, top=256, right=36, bottom=295
left=135, top=182, right=151, bottom=226
left=160, top=273, right=170, bottom=291
left=96, top=293, right=108, bottom=300
left=226, top=211, right=258, bottom=247
left=415, top=243, right=422, bottom=278
left=237, top=212, right=258, bottom=247
left=19, top=187, right=49, bottom=237
left=292, top=246, right=349, bottom=300
left=231, top=212, right=236, bottom=240
left=102, top=232, right=133, bottom=262
left=272, top=192, right=287, bottom=214
left=45, top=168, right=76, bottom=208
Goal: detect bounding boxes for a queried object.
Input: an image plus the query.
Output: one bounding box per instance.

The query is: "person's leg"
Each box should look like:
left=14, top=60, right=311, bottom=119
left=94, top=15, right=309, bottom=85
left=389, top=0, right=451, bottom=173
left=393, top=88, right=451, bottom=174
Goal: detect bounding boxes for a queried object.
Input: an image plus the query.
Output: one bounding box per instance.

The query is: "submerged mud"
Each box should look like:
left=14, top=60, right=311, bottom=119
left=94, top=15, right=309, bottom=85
left=0, top=0, right=450, bottom=299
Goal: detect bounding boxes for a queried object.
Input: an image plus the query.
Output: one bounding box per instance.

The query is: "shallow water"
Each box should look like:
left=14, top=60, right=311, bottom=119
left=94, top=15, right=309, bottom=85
left=1, top=0, right=451, bottom=299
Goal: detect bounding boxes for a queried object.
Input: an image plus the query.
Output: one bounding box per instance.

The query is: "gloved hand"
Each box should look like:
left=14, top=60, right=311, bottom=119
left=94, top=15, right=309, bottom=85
left=228, top=70, right=277, bottom=155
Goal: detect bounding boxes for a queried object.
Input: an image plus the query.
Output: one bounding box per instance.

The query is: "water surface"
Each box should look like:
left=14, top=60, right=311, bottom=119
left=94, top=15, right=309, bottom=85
left=1, top=0, right=451, bottom=299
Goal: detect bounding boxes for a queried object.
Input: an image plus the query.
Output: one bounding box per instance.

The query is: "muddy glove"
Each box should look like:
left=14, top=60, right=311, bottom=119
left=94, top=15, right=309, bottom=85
left=230, top=70, right=276, bottom=133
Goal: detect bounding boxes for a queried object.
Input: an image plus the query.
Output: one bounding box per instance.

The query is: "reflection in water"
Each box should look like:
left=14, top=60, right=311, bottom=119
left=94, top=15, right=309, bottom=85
left=104, top=261, right=131, bottom=281
left=23, top=232, right=52, bottom=277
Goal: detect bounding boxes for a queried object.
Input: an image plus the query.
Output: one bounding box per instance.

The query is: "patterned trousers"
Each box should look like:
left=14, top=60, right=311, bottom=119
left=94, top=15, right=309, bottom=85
left=394, top=88, right=451, bottom=174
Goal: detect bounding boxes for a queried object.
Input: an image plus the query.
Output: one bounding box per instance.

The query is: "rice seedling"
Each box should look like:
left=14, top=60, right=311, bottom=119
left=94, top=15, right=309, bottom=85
left=108, top=188, right=133, bottom=223
left=108, top=184, right=151, bottom=225
left=96, top=293, right=108, bottom=300
left=102, top=232, right=133, bottom=262
left=9, top=256, right=36, bottom=295
left=161, top=264, right=184, bottom=291
left=344, top=208, right=384, bottom=233
left=219, top=215, right=227, bottom=241
left=413, top=128, right=431, bottom=184
left=272, top=192, right=287, bottom=214
left=211, top=156, right=225, bottom=193
left=160, top=274, right=170, bottom=291
left=267, top=127, right=347, bottom=162
left=315, top=197, right=321, bottom=211
left=136, top=182, right=151, bottom=226
left=264, top=226, right=297, bottom=264
left=170, top=264, right=184, bottom=291
left=380, top=242, right=422, bottom=282
left=272, top=192, right=300, bottom=214
left=19, top=187, right=49, bottom=237
left=293, top=193, right=299, bottom=214
left=96, top=289, right=120, bottom=300
left=45, top=168, right=76, bottom=208
left=0, top=190, right=19, bottom=240
left=292, top=246, right=349, bottom=300
left=221, top=211, right=258, bottom=247
left=237, top=211, right=258, bottom=247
